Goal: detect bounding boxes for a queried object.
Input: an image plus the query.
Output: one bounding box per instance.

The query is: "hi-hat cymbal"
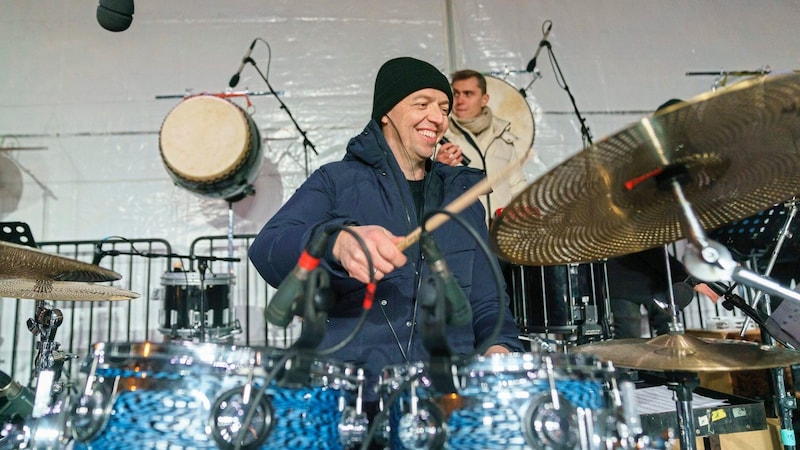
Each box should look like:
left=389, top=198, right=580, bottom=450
left=573, top=334, right=800, bottom=372
left=491, top=72, right=800, bottom=265
left=0, top=241, right=121, bottom=282
left=0, top=279, right=139, bottom=301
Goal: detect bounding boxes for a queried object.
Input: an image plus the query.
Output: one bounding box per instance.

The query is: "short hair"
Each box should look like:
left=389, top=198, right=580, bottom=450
left=451, top=69, right=487, bottom=95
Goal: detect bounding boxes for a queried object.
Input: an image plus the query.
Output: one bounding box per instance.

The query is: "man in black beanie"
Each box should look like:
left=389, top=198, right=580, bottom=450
left=249, top=56, right=523, bottom=445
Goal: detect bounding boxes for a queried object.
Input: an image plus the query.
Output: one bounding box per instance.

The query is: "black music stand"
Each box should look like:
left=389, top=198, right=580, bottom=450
left=0, top=222, right=37, bottom=247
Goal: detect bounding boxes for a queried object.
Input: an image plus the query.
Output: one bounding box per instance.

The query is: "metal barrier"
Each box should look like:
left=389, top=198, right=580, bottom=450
left=0, top=235, right=297, bottom=390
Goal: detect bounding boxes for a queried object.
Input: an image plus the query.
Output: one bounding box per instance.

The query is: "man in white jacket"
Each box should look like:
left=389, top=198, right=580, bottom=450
left=436, top=69, right=528, bottom=224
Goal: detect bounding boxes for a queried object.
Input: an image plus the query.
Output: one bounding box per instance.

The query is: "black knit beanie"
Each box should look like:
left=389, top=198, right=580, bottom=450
left=371, top=57, right=453, bottom=122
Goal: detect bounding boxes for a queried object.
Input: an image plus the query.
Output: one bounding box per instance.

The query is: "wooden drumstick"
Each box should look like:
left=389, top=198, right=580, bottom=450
left=396, top=152, right=531, bottom=251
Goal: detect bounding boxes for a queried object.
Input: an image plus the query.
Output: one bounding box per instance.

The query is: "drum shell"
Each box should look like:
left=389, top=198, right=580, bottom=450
left=159, top=271, right=235, bottom=336
left=159, top=95, right=264, bottom=201
left=69, top=342, right=357, bottom=449
left=508, top=262, right=611, bottom=338
left=379, top=353, right=625, bottom=450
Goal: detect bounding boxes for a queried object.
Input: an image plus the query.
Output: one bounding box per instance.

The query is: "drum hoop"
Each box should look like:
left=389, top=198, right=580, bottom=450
left=159, top=95, right=255, bottom=184
left=161, top=271, right=235, bottom=286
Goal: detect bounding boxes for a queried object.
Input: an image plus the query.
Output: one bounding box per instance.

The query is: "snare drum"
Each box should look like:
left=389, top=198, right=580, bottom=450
left=380, top=353, right=641, bottom=450
left=68, top=342, right=361, bottom=450
left=159, top=271, right=238, bottom=341
left=159, top=95, right=264, bottom=201
left=508, top=262, right=612, bottom=341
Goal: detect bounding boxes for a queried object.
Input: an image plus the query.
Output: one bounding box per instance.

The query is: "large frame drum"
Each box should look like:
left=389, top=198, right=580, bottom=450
left=485, top=75, right=535, bottom=158
left=159, top=95, right=264, bottom=201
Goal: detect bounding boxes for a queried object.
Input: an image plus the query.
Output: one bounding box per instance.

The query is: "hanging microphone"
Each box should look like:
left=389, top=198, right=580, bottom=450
left=228, top=39, right=258, bottom=88
left=265, top=230, right=330, bottom=327
left=96, top=0, right=134, bottom=32
left=420, top=232, right=472, bottom=327
left=525, top=20, right=552, bottom=73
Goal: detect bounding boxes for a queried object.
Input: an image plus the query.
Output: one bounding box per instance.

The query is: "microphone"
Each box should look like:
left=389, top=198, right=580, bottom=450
left=439, top=137, right=471, bottom=166
left=420, top=232, right=472, bottom=327
left=96, top=0, right=134, bottom=32
left=525, top=20, right=552, bottom=73
left=228, top=39, right=257, bottom=88
left=92, top=241, right=105, bottom=265
left=265, top=230, right=330, bottom=327
left=651, top=282, right=695, bottom=315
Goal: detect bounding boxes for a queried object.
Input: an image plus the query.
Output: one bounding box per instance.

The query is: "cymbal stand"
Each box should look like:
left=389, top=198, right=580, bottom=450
left=665, top=177, right=800, bottom=450
left=665, top=372, right=700, bottom=450
left=25, top=298, right=72, bottom=418
left=665, top=178, right=800, bottom=305
left=739, top=197, right=799, bottom=335
left=196, top=258, right=209, bottom=343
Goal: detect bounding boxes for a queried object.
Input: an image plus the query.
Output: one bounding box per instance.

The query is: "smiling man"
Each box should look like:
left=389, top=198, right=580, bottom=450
left=249, top=56, right=522, bottom=430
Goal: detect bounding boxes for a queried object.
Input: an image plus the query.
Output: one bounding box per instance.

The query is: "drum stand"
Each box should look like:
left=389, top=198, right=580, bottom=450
left=26, top=300, right=73, bottom=419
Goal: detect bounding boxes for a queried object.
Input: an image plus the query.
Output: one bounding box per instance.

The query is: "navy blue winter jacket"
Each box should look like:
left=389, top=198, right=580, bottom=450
left=248, top=120, right=523, bottom=401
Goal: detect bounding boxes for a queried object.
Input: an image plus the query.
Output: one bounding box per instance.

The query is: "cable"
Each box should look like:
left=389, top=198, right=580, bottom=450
left=419, top=209, right=506, bottom=358
left=316, top=225, right=374, bottom=356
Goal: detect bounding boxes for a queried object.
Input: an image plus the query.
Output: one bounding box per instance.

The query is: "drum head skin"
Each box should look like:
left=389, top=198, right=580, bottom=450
left=485, top=76, right=535, bottom=157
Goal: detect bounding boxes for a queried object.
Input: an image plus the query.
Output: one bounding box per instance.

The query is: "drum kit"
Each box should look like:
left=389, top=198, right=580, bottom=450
left=3, top=71, right=800, bottom=449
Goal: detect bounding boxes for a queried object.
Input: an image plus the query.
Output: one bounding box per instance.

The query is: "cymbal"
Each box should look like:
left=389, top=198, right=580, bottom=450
left=572, top=334, right=800, bottom=372
left=0, top=241, right=121, bottom=282
left=491, top=72, right=800, bottom=265
left=0, top=279, right=139, bottom=301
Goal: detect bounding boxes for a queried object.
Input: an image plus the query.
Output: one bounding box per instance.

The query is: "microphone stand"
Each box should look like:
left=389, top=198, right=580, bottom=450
left=418, top=274, right=458, bottom=395
left=243, top=56, right=318, bottom=178
left=541, top=41, right=594, bottom=148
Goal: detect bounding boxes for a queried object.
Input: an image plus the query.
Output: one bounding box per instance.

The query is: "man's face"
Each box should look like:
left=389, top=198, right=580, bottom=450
left=452, top=77, right=488, bottom=120
left=382, top=88, right=450, bottom=162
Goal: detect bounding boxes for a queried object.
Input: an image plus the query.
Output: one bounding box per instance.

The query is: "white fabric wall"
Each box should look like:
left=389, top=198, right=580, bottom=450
left=1, top=0, right=799, bottom=374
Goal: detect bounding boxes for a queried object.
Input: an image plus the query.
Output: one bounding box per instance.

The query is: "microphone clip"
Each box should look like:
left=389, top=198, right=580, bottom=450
left=418, top=275, right=458, bottom=394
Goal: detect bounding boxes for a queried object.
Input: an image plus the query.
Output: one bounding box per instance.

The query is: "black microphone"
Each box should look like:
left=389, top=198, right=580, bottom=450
left=96, top=0, right=134, bottom=32
left=525, top=20, right=552, bottom=73
left=651, top=282, right=695, bottom=315
left=439, top=137, right=471, bottom=166
left=228, top=39, right=257, bottom=88
left=420, top=232, right=472, bottom=327
left=265, top=230, right=330, bottom=327
left=92, top=241, right=105, bottom=265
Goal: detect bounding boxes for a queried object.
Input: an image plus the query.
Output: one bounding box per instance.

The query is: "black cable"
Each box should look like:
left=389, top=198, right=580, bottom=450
left=316, top=224, right=374, bottom=356
left=357, top=373, right=418, bottom=450
left=419, top=209, right=506, bottom=358
left=232, top=349, right=296, bottom=450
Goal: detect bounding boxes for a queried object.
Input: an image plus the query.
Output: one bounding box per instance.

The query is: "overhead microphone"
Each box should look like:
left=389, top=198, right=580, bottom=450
left=228, top=39, right=258, bottom=88
left=265, top=230, right=330, bottom=327
left=96, top=0, right=134, bottom=32
left=420, top=232, right=472, bottom=327
left=525, top=20, right=552, bottom=73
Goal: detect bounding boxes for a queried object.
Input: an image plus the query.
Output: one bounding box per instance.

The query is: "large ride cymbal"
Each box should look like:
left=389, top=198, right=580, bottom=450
left=491, top=72, right=800, bottom=265
left=0, top=279, right=139, bottom=301
left=0, top=241, right=121, bottom=282
left=572, top=334, right=800, bottom=372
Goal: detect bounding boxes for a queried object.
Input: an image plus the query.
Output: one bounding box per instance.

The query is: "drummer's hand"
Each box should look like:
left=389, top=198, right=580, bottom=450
left=332, top=225, right=408, bottom=284
left=436, top=141, right=465, bottom=167
left=694, top=283, right=721, bottom=304
left=484, top=345, right=510, bottom=356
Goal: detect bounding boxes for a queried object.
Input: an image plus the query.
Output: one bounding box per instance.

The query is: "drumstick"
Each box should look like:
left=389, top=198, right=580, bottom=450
left=396, top=151, right=531, bottom=251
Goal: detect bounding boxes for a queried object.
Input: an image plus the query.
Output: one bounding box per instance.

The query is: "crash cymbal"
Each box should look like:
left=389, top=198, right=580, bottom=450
left=0, top=241, right=121, bottom=282
left=573, top=333, right=800, bottom=372
left=0, top=279, right=139, bottom=301
left=491, top=72, right=800, bottom=265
